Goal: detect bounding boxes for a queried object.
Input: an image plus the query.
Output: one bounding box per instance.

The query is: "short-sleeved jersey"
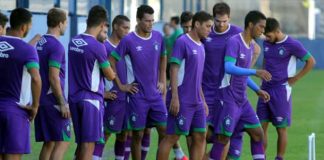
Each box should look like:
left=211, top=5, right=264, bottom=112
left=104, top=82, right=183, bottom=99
left=0, top=36, right=39, bottom=111
left=262, top=36, right=312, bottom=88
left=220, top=33, right=254, bottom=104
left=111, top=31, right=166, bottom=100
left=169, top=34, right=205, bottom=105
left=68, top=33, right=110, bottom=103
left=202, top=24, right=242, bottom=102
left=104, top=39, right=127, bottom=101
left=36, top=34, right=66, bottom=106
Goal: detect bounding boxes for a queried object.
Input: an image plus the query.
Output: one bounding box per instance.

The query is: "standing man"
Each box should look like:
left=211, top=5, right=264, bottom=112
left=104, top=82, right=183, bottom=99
left=34, top=8, right=70, bottom=160
left=92, top=15, right=133, bottom=160
left=0, top=8, right=41, bottom=160
left=109, top=5, right=167, bottom=160
left=157, top=11, right=213, bottom=160
left=210, top=11, right=271, bottom=160
left=68, top=5, right=116, bottom=160
left=257, top=17, right=315, bottom=160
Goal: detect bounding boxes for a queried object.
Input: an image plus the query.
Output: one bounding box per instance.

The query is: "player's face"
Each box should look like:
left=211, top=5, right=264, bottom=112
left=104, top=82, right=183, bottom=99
left=23, top=22, right=32, bottom=38
left=163, top=24, right=171, bottom=36
left=197, top=20, right=213, bottom=39
left=116, top=21, right=130, bottom=39
left=137, top=13, right=154, bottom=33
left=97, top=23, right=108, bottom=43
left=265, top=31, right=277, bottom=43
left=251, top=19, right=266, bottom=39
left=0, top=25, right=6, bottom=35
left=181, top=20, right=192, bottom=34
left=214, top=14, right=230, bottom=32
left=59, top=19, right=68, bottom=36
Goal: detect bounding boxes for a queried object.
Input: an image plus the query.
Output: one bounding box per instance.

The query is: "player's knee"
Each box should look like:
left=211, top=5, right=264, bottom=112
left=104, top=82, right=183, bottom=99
left=132, top=131, right=144, bottom=142
left=44, top=141, right=55, bottom=148
left=116, top=133, right=128, bottom=142
left=250, top=129, right=264, bottom=142
left=217, top=134, right=230, bottom=144
left=276, top=127, right=287, bottom=135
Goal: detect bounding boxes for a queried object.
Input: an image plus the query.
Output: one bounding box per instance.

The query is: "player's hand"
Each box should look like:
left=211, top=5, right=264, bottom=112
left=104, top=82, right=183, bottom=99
left=288, top=77, right=298, bottom=86
left=104, top=90, right=118, bottom=100
left=28, top=34, right=42, bottom=46
left=21, top=105, right=39, bottom=121
left=120, top=83, right=138, bottom=94
left=59, top=104, right=71, bottom=119
left=257, top=89, right=270, bottom=102
left=157, top=81, right=166, bottom=95
left=204, top=101, right=209, bottom=116
left=256, top=69, right=272, bottom=81
left=169, top=96, right=180, bottom=116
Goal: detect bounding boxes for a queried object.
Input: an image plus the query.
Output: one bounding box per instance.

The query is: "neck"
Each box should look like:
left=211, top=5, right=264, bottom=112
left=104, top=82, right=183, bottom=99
left=85, top=27, right=98, bottom=38
left=109, top=32, right=120, bottom=46
left=46, top=27, right=60, bottom=38
left=7, top=29, right=24, bottom=38
left=277, top=32, right=286, bottom=42
left=242, top=30, right=253, bottom=45
left=188, top=29, right=201, bottom=43
left=214, top=24, right=229, bottom=33
left=136, top=26, right=150, bottom=38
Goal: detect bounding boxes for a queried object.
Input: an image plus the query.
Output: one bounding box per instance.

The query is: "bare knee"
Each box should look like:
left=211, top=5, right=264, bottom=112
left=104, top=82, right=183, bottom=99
left=247, top=128, right=264, bottom=142
left=217, top=134, right=230, bottom=144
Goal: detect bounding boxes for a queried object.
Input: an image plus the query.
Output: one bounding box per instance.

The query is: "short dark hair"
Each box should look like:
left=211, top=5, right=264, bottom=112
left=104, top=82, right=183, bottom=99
left=112, top=15, right=130, bottom=27
left=86, top=5, right=108, bottom=28
left=10, top=8, right=32, bottom=30
left=192, top=11, right=213, bottom=29
left=171, top=16, right=180, bottom=25
left=212, top=2, right=230, bottom=17
left=0, top=12, right=8, bottom=28
left=180, top=11, right=193, bottom=25
left=47, top=8, right=67, bottom=27
left=265, top=17, right=280, bottom=34
left=244, top=10, right=266, bottom=29
left=136, top=5, right=154, bottom=20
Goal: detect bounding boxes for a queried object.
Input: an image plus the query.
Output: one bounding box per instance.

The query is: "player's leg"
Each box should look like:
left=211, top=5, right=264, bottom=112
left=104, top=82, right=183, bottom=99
left=115, top=131, right=128, bottom=160
left=172, top=141, right=187, bottom=160
left=3, top=154, right=22, bottom=160
left=261, top=122, right=269, bottom=151
left=158, top=134, right=181, bottom=160
left=256, top=94, right=271, bottom=151
left=124, top=132, right=132, bottom=160
left=39, top=142, right=55, bottom=160
left=50, top=141, right=70, bottom=160
left=227, top=127, right=244, bottom=160
left=141, top=128, right=151, bottom=160
left=275, top=127, right=287, bottom=160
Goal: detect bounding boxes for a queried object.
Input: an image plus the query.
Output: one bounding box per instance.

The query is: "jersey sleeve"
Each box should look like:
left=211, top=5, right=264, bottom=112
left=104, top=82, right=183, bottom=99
left=169, top=38, right=186, bottom=65
left=95, top=43, right=110, bottom=69
left=111, top=37, right=128, bottom=61
left=291, top=41, right=311, bottom=61
left=224, top=38, right=239, bottom=62
left=48, top=42, right=65, bottom=69
left=160, top=36, right=167, bottom=57
left=25, top=45, right=40, bottom=69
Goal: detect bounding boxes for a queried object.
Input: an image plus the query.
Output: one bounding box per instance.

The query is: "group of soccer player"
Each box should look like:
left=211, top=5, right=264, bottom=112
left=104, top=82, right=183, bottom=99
left=0, top=2, right=315, bottom=160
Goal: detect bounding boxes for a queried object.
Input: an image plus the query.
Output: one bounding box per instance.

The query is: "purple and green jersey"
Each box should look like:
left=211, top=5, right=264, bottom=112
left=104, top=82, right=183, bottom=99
left=202, top=24, right=242, bottom=103
left=0, top=35, right=39, bottom=112
left=68, top=33, right=110, bottom=103
left=220, top=33, right=254, bottom=104
left=169, top=34, right=205, bottom=105
left=262, top=36, right=312, bottom=88
left=111, top=31, right=166, bottom=100
left=36, top=34, right=66, bottom=106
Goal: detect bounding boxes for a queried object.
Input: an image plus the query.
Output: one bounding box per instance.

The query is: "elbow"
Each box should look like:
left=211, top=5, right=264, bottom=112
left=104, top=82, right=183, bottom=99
left=107, top=73, right=116, bottom=81
left=32, top=73, right=42, bottom=86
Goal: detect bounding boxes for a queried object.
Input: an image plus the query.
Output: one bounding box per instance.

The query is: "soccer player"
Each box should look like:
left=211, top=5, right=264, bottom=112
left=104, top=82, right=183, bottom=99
left=157, top=11, right=213, bottom=160
left=257, top=17, right=315, bottom=160
left=0, top=12, right=8, bottom=35
left=180, top=11, right=193, bottom=34
left=209, top=11, right=271, bottom=160
left=109, top=5, right=167, bottom=160
left=34, top=8, right=70, bottom=160
left=0, top=8, right=41, bottom=160
left=92, top=15, right=132, bottom=160
left=68, top=5, right=115, bottom=160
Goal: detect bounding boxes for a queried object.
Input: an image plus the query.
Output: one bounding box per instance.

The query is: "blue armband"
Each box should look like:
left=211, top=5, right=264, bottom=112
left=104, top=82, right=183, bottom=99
left=247, top=77, right=260, bottom=92
left=224, top=61, right=256, bottom=76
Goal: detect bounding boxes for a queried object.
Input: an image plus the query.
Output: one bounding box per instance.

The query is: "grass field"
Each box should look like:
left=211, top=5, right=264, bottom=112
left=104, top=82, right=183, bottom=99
left=25, top=70, right=324, bottom=160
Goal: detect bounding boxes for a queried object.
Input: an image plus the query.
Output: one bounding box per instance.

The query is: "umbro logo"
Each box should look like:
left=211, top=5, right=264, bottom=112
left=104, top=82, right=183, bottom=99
left=72, top=39, right=88, bottom=47
left=38, top=37, right=47, bottom=46
left=192, top=50, right=198, bottom=54
left=0, top=41, right=14, bottom=52
left=136, top=46, right=142, bottom=51
left=264, top=47, right=269, bottom=52
left=206, top=37, right=212, bottom=42
left=239, top=53, right=245, bottom=59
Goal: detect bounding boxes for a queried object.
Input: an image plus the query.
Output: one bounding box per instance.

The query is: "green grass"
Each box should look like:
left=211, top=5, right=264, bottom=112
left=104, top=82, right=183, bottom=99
left=24, top=70, right=324, bottom=159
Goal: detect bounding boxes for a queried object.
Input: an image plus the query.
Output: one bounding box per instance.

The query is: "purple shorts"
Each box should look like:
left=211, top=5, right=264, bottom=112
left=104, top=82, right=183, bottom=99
left=128, top=96, right=167, bottom=130
left=104, top=100, right=128, bottom=133
left=70, top=99, right=104, bottom=143
left=35, top=105, right=71, bottom=142
left=214, top=100, right=261, bottom=137
left=257, top=85, right=292, bottom=127
left=206, top=100, right=222, bottom=128
left=0, top=110, right=30, bottom=154
left=166, top=103, right=206, bottom=136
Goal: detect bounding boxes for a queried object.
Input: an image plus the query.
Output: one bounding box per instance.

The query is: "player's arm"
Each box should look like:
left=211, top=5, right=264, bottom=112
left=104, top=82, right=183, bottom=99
left=28, top=34, right=41, bottom=46
left=247, top=76, right=270, bottom=102
left=224, top=56, right=271, bottom=81
left=251, top=41, right=261, bottom=67
left=200, top=87, right=208, bottom=116
left=27, top=64, right=42, bottom=121
left=158, top=54, right=167, bottom=98
left=288, top=54, right=315, bottom=86
left=109, top=54, right=138, bottom=94
left=48, top=66, right=70, bottom=118
left=169, top=62, right=180, bottom=116
left=100, top=61, right=116, bottom=81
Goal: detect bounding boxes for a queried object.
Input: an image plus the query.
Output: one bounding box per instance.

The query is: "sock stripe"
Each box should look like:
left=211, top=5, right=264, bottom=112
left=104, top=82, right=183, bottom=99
left=141, top=146, right=150, bottom=151
left=252, top=154, right=265, bottom=159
